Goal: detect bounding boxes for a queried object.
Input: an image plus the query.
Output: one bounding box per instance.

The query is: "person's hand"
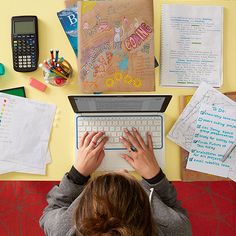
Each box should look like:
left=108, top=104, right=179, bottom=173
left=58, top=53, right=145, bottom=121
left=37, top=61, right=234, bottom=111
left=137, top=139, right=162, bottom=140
left=74, top=131, right=108, bottom=177
left=120, top=128, right=160, bottom=179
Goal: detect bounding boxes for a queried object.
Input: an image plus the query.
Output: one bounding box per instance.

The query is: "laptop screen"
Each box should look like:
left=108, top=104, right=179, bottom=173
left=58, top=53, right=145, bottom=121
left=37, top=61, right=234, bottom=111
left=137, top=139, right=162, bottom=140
left=68, top=95, right=172, bottom=113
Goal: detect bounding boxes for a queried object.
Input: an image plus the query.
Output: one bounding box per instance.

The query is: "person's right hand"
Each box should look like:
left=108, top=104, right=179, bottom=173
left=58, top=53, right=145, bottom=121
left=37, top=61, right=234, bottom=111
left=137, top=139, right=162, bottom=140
left=74, top=131, right=108, bottom=177
left=119, top=128, right=160, bottom=179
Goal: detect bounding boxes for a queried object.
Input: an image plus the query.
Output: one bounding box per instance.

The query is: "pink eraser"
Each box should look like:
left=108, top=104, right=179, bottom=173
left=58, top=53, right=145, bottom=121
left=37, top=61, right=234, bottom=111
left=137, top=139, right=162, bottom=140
left=30, top=77, right=47, bottom=92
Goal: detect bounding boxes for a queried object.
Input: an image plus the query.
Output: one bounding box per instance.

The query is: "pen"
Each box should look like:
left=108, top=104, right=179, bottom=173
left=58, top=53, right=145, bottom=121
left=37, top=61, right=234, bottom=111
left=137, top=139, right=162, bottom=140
left=55, top=50, right=59, bottom=62
left=56, top=63, right=69, bottom=76
left=222, top=141, right=236, bottom=162
left=50, top=49, right=54, bottom=66
left=56, top=61, right=70, bottom=72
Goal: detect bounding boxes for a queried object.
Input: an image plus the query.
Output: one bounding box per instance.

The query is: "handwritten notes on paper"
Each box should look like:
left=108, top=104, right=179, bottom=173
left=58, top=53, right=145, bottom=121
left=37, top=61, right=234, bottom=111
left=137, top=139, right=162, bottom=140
left=160, top=4, right=223, bottom=87
left=0, top=93, right=56, bottom=175
left=186, top=105, right=236, bottom=178
left=168, top=82, right=236, bottom=180
left=168, top=82, right=236, bottom=152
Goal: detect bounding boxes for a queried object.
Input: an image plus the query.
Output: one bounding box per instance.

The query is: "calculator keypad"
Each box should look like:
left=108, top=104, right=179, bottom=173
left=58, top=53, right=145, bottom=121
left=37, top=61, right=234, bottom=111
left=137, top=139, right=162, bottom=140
left=12, top=34, right=38, bottom=71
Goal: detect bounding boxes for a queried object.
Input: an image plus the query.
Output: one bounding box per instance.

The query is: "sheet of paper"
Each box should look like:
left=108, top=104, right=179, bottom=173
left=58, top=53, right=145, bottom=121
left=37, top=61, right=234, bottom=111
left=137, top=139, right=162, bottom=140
left=186, top=104, right=236, bottom=178
left=0, top=162, right=47, bottom=175
left=168, top=82, right=236, bottom=152
left=0, top=93, right=56, bottom=175
left=160, top=4, right=223, bottom=87
left=0, top=150, right=51, bottom=175
left=228, top=152, right=236, bottom=181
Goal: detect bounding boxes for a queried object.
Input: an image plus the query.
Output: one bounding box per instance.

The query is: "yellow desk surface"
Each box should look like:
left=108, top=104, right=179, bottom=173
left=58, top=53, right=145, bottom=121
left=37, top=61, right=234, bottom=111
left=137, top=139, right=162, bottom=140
left=0, top=0, right=236, bottom=180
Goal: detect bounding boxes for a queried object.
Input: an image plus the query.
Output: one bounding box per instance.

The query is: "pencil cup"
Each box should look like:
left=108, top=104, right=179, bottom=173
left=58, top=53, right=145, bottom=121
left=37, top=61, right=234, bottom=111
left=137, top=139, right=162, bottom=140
left=40, top=58, right=73, bottom=87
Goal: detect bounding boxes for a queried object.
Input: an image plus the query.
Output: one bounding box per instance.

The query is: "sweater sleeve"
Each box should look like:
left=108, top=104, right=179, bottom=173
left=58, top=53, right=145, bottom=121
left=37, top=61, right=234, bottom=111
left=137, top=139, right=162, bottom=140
left=39, top=168, right=89, bottom=236
left=141, top=176, right=192, bottom=236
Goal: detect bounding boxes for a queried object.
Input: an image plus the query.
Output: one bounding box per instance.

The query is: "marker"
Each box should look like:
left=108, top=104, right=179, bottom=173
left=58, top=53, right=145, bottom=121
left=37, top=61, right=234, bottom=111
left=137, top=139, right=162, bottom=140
left=59, top=57, right=64, bottom=63
left=50, top=49, right=54, bottom=66
left=56, top=63, right=69, bottom=76
left=56, top=61, right=70, bottom=72
left=55, top=64, right=66, bottom=76
left=39, top=63, right=51, bottom=73
left=51, top=68, right=68, bottom=80
left=52, top=59, right=57, bottom=68
left=55, top=50, right=59, bottom=62
left=56, top=64, right=63, bottom=73
left=222, top=141, right=236, bottom=162
left=43, top=60, right=52, bottom=70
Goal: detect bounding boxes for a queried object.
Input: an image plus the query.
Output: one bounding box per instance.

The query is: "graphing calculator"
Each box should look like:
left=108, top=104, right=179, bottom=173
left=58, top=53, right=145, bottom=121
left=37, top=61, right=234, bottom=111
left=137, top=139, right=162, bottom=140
left=11, top=16, right=39, bottom=72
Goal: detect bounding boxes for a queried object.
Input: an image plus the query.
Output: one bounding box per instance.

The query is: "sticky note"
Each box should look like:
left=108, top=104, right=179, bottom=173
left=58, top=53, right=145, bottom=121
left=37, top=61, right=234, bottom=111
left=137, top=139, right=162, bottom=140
left=30, top=77, right=47, bottom=92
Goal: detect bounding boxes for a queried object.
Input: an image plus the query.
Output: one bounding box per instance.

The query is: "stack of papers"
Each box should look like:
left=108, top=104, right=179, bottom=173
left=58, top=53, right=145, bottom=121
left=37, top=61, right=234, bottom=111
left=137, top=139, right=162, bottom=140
left=168, top=82, right=236, bottom=181
left=0, top=93, right=56, bottom=175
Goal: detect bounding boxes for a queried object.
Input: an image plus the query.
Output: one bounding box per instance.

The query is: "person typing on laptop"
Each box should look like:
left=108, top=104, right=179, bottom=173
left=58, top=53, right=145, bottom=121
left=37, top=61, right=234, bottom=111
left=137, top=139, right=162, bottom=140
left=40, top=129, right=192, bottom=236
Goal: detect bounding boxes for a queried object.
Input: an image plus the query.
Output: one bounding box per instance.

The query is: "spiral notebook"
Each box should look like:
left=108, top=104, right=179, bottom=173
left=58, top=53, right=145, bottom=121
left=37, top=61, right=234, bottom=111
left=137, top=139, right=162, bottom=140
left=160, top=4, right=224, bottom=87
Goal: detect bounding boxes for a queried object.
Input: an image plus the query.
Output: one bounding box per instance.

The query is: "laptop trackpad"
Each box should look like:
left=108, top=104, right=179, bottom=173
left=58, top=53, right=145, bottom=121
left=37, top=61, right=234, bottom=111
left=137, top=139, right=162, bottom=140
left=97, top=149, right=164, bottom=171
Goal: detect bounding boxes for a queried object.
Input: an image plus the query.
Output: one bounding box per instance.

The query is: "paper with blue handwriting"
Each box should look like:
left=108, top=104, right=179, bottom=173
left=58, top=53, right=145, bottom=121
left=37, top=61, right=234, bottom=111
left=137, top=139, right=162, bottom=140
left=160, top=4, right=223, bottom=87
left=168, top=82, right=236, bottom=152
left=186, top=104, right=236, bottom=178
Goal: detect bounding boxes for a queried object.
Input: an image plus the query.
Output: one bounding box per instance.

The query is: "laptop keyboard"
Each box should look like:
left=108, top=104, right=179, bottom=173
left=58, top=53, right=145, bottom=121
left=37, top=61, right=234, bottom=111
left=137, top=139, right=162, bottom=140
left=77, top=115, right=163, bottom=150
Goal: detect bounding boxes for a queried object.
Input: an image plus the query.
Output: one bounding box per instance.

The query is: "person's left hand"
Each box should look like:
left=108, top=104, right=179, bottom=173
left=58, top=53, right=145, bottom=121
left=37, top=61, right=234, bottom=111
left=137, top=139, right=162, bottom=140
left=119, top=128, right=160, bottom=179
left=74, top=131, right=109, bottom=177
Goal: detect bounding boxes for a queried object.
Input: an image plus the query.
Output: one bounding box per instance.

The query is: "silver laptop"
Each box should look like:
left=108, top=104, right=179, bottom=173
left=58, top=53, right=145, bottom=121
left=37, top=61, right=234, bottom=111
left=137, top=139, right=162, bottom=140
left=68, top=95, right=172, bottom=171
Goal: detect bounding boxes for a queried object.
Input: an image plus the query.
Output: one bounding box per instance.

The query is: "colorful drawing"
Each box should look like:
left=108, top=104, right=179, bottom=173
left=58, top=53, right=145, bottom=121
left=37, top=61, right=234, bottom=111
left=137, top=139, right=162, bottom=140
left=105, top=72, right=142, bottom=88
left=113, top=24, right=123, bottom=50
left=85, top=15, right=111, bottom=37
left=118, top=56, right=128, bottom=71
left=124, top=23, right=152, bottom=51
left=78, top=0, right=155, bottom=92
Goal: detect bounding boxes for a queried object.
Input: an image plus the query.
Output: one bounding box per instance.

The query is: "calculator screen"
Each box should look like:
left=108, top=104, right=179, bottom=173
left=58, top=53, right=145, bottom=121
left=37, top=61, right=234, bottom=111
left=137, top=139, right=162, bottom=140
left=14, top=21, right=35, bottom=34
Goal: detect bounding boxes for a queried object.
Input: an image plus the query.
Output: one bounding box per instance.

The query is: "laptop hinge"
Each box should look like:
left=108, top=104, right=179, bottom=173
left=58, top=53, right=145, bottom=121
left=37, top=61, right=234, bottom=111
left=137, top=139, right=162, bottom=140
left=78, top=112, right=161, bottom=117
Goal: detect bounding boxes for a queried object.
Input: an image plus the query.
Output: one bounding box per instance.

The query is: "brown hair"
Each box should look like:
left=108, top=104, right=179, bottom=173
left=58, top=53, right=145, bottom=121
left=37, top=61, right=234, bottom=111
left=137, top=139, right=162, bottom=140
left=74, top=173, right=156, bottom=236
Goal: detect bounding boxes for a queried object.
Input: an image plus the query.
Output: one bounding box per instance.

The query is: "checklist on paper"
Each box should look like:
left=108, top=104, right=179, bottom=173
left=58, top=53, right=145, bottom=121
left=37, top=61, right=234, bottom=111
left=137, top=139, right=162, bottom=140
left=186, top=104, right=236, bottom=178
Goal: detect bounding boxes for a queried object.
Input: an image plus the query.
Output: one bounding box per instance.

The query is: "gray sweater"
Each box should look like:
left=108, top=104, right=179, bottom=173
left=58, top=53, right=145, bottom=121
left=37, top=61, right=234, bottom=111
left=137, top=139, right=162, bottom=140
left=40, top=173, right=192, bottom=236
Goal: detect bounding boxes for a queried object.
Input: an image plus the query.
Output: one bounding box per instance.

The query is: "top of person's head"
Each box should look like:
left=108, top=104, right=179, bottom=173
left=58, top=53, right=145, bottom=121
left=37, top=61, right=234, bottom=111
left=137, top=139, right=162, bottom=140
left=74, top=172, right=156, bottom=236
